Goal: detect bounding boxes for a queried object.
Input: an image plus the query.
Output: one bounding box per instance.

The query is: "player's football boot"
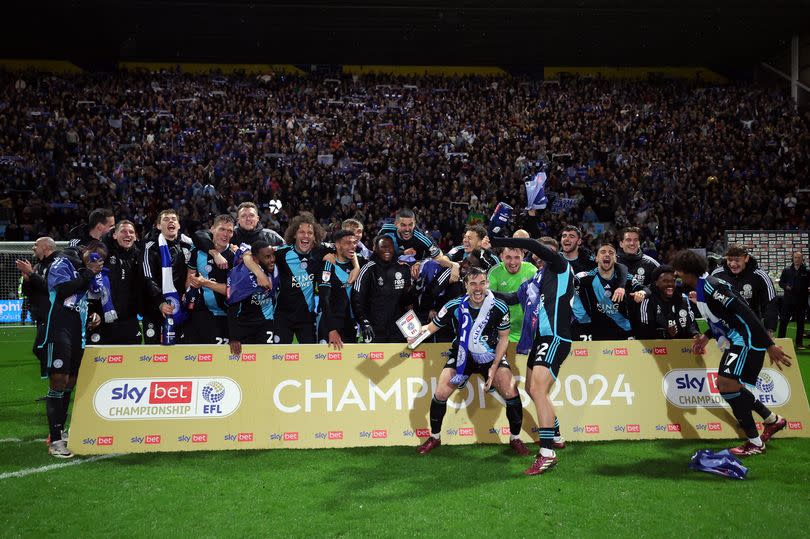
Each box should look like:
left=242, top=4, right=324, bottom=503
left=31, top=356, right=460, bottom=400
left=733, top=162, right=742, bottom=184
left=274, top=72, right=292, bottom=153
left=509, top=438, right=530, bottom=455
left=525, top=454, right=557, bottom=475
left=760, top=416, right=787, bottom=443
left=729, top=441, right=766, bottom=457
left=417, top=437, right=441, bottom=454
left=553, top=437, right=566, bottom=450
left=48, top=440, right=74, bottom=459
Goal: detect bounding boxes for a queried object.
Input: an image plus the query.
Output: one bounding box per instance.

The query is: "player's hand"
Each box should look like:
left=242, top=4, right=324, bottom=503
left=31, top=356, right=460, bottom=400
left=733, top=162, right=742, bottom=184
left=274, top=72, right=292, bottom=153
left=360, top=320, right=375, bottom=343
left=15, top=259, right=33, bottom=276
left=484, top=365, right=499, bottom=391
left=323, top=253, right=337, bottom=264
left=691, top=334, right=708, bottom=355
left=86, top=260, right=104, bottom=274
left=767, top=344, right=792, bottom=370
left=188, top=274, right=204, bottom=289
left=88, top=312, right=101, bottom=329
left=403, top=248, right=417, bottom=256
left=666, top=324, right=678, bottom=337
left=230, top=340, right=242, bottom=356
left=213, top=252, right=228, bottom=270
left=159, top=302, right=174, bottom=317
left=328, top=330, right=344, bottom=350
left=410, top=261, right=420, bottom=280
left=428, top=309, right=438, bottom=321
left=449, top=263, right=461, bottom=283
left=611, top=287, right=626, bottom=303
left=688, top=291, right=697, bottom=304
left=481, top=236, right=491, bottom=250
left=630, top=291, right=646, bottom=304
left=256, top=272, right=272, bottom=289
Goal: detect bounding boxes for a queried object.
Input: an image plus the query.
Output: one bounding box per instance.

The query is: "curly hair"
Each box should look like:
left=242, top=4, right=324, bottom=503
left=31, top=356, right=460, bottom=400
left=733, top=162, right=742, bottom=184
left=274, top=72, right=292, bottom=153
left=284, top=212, right=325, bottom=246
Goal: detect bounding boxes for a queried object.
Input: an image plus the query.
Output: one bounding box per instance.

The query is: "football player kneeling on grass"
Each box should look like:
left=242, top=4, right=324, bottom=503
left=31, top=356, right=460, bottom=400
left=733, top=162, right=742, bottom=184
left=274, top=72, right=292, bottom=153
left=408, top=267, right=530, bottom=457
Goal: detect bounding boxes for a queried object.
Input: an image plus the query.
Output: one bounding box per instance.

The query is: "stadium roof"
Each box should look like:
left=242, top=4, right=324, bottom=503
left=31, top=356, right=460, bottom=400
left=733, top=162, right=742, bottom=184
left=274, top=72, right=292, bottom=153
left=4, top=1, right=810, bottom=69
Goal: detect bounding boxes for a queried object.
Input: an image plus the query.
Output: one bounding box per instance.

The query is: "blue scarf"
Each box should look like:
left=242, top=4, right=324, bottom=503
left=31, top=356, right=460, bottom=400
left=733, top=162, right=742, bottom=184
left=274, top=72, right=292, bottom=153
left=516, top=269, right=543, bottom=355
left=525, top=171, right=549, bottom=210
left=452, top=291, right=496, bottom=386
left=158, top=233, right=187, bottom=326
left=227, top=262, right=278, bottom=305
left=89, top=268, right=117, bottom=323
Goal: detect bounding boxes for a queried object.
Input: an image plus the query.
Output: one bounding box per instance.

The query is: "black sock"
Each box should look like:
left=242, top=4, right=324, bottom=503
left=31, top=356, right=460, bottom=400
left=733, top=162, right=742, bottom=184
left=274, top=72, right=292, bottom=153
left=721, top=390, right=758, bottom=439
left=60, top=388, right=73, bottom=430
left=741, top=387, right=772, bottom=420
left=46, top=389, right=65, bottom=442
left=554, top=417, right=561, bottom=438
left=538, top=427, right=555, bottom=450
left=505, top=396, right=523, bottom=436
left=429, top=396, right=447, bottom=436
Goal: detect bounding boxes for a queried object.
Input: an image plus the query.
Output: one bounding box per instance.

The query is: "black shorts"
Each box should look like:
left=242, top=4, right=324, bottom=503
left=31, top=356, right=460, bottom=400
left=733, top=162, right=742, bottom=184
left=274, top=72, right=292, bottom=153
left=44, top=340, right=84, bottom=376
left=182, top=310, right=229, bottom=344
left=718, top=344, right=765, bottom=386
left=274, top=313, right=316, bottom=344
left=33, top=321, right=47, bottom=365
left=231, top=319, right=277, bottom=345
left=527, top=336, right=571, bottom=379
left=443, top=355, right=511, bottom=379
left=142, top=316, right=162, bottom=345
left=88, top=318, right=142, bottom=345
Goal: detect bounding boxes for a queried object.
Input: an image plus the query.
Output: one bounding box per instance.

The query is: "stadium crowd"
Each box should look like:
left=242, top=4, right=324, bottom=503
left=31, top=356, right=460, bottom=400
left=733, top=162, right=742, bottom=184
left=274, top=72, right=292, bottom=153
left=3, top=69, right=805, bottom=467
left=1, top=70, right=809, bottom=256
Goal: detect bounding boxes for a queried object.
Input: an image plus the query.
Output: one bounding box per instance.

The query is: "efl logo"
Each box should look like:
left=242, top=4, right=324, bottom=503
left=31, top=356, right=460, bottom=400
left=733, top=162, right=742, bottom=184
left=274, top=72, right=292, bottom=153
left=237, top=432, right=254, bottom=442
left=283, top=432, right=299, bottom=441
left=458, top=427, right=474, bottom=437
left=145, top=435, right=161, bottom=444
left=788, top=422, right=803, bottom=430
left=241, top=353, right=256, bottom=362
left=153, top=354, right=168, bottom=363
left=328, top=431, right=344, bottom=440
left=372, top=429, right=388, bottom=439
left=149, top=381, right=192, bottom=404
left=585, top=425, right=600, bottom=434
left=415, top=428, right=431, bottom=438
left=573, top=349, right=589, bottom=357
left=653, top=347, right=668, bottom=355
left=707, top=422, right=722, bottom=432
left=626, top=424, right=640, bottom=433
left=97, top=436, right=114, bottom=446
left=667, top=424, right=681, bottom=432
left=107, top=355, right=124, bottom=364
left=411, top=351, right=426, bottom=359
left=192, top=434, right=208, bottom=443
left=327, top=352, right=342, bottom=361
left=369, top=352, right=385, bottom=361
left=198, top=354, right=213, bottom=363
left=284, top=353, right=299, bottom=362
left=613, top=348, right=628, bottom=356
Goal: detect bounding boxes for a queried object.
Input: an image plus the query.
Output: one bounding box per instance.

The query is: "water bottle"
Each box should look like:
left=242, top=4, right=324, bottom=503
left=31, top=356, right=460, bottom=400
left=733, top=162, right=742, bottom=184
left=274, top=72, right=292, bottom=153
left=161, top=315, right=176, bottom=345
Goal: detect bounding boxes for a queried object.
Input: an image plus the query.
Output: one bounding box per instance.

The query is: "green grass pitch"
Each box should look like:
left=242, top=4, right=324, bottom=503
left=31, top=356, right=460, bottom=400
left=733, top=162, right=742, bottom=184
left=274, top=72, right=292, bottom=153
left=1, top=325, right=809, bottom=538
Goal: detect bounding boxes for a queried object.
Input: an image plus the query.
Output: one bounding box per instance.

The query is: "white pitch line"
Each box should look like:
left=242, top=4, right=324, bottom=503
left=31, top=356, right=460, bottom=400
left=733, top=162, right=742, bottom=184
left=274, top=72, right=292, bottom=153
left=0, top=438, right=47, bottom=443
left=0, top=453, right=121, bottom=480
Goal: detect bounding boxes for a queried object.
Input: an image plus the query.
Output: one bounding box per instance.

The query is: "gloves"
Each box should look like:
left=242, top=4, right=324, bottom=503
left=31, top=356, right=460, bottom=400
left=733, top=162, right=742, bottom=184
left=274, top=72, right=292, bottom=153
left=360, top=320, right=375, bottom=343
left=487, top=202, right=514, bottom=238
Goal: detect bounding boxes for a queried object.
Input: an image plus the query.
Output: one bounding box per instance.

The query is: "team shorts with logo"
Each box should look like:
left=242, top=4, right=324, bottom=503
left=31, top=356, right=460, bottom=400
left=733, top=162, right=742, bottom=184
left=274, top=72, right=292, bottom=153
left=89, top=318, right=142, bottom=345
left=718, top=344, right=765, bottom=386
left=527, top=335, right=572, bottom=378
left=443, top=354, right=510, bottom=379
left=44, top=341, right=84, bottom=376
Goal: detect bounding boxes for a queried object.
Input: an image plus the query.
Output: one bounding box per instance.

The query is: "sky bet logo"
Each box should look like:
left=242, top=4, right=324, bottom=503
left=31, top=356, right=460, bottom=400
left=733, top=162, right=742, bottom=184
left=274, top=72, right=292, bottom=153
left=664, top=368, right=791, bottom=409
left=111, top=381, right=192, bottom=404
left=95, top=354, right=124, bottom=364
left=573, top=349, right=589, bottom=357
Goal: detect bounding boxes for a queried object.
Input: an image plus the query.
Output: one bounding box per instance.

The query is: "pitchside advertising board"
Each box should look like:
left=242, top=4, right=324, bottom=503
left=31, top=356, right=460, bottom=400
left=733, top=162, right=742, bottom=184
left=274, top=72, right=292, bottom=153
left=69, top=340, right=810, bottom=455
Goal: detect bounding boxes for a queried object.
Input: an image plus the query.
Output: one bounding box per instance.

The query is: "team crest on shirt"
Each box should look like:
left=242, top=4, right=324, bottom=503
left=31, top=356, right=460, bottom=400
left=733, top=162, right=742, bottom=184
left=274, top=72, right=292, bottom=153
left=322, top=270, right=331, bottom=282
left=678, top=309, right=688, bottom=327
left=377, top=276, right=384, bottom=286
left=108, top=256, right=117, bottom=265
left=301, top=258, right=308, bottom=270
left=205, top=264, right=213, bottom=273
left=742, top=284, right=753, bottom=299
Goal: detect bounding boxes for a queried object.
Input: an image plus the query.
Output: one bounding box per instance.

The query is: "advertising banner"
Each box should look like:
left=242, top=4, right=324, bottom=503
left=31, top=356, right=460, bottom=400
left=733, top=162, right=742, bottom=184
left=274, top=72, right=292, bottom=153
left=69, top=339, right=810, bottom=455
